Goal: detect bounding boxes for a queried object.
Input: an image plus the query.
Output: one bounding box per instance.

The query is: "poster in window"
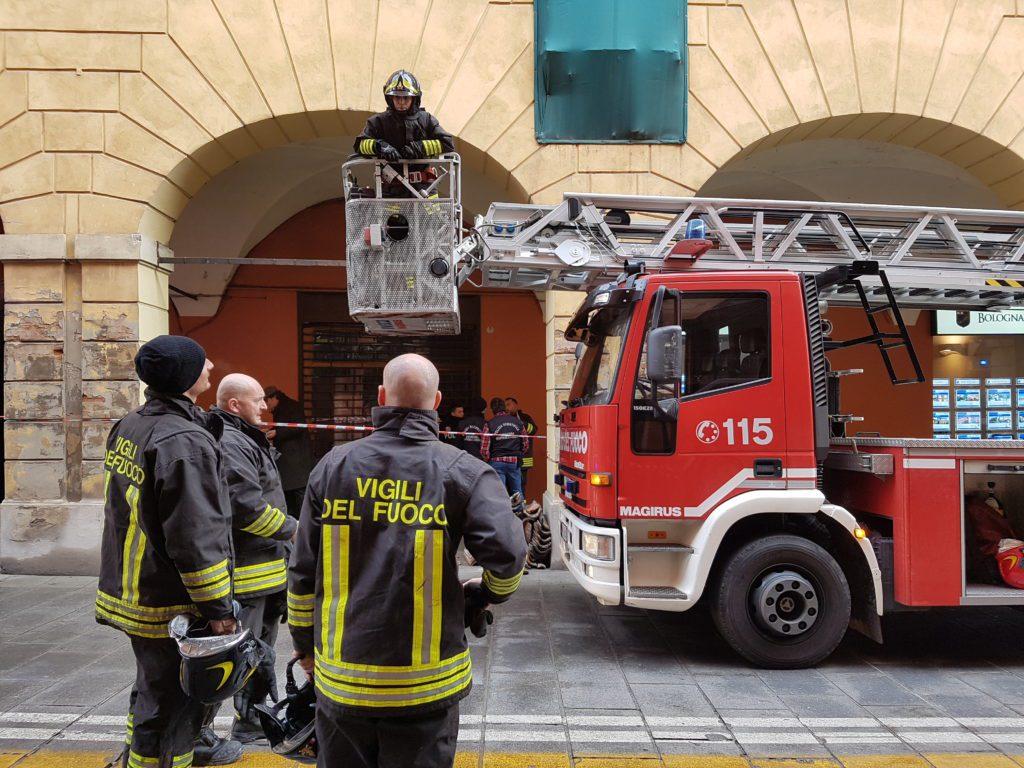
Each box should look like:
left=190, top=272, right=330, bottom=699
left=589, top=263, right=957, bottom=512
left=988, top=410, right=1013, bottom=430
left=933, top=411, right=950, bottom=432
left=955, top=388, right=981, bottom=408
left=987, top=388, right=1013, bottom=407
left=956, top=410, right=982, bottom=430
left=957, top=433, right=982, bottom=440
left=933, top=389, right=950, bottom=408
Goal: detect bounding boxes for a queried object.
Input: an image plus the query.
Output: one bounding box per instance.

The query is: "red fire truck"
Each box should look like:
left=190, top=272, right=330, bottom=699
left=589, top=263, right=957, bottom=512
left=344, top=177, right=1024, bottom=668
left=470, top=195, right=1024, bottom=668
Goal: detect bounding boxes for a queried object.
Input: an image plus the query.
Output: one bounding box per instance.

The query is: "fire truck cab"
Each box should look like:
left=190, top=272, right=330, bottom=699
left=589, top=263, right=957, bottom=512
left=554, top=264, right=1024, bottom=668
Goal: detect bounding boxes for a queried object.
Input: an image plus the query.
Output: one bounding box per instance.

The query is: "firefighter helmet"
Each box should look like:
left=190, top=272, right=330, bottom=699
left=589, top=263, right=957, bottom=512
left=169, top=613, right=266, bottom=705
left=383, top=70, right=421, bottom=113
left=997, top=539, right=1024, bottom=589
left=255, top=658, right=317, bottom=764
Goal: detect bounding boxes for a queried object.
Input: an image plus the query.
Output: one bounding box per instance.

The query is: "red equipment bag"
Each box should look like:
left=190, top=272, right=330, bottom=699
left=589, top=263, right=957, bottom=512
left=997, top=540, right=1024, bottom=589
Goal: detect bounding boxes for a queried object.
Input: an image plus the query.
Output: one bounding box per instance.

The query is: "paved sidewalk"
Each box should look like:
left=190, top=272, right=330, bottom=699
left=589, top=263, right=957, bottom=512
left=4, top=571, right=1024, bottom=767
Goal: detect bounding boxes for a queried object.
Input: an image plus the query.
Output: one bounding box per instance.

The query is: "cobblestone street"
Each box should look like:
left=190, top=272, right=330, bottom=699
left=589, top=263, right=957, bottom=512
left=5, top=571, right=1024, bottom=767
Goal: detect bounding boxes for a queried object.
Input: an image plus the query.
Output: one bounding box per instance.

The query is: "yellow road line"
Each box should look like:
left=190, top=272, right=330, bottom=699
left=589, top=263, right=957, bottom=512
left=927, top=756, right=1022, bottom=768
left=7, top=751, right=1024, bottom=768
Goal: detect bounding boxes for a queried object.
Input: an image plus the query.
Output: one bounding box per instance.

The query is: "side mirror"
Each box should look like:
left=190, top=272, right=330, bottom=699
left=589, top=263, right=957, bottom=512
left=647, top=326, right=683, bottom=384
left=574, top=342, right=585, bottom=361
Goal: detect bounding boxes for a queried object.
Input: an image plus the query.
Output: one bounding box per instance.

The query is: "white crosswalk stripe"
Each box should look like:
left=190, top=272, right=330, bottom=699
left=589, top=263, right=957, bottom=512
left=1, top=710, right=1023, bottom=749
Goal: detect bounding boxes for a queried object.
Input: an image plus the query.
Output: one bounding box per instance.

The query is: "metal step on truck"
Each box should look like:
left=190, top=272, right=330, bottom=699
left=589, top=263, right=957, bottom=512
left=342, top=162, right=1024, bottom=667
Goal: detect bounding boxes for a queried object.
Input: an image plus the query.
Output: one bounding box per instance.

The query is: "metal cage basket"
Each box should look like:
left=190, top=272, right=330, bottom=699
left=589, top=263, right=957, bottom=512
left=343, top=155, right=463, bottom=335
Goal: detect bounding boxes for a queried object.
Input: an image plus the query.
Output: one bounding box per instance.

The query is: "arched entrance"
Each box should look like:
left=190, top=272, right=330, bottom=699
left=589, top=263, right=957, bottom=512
left=163, top=119, right=547, bottom=501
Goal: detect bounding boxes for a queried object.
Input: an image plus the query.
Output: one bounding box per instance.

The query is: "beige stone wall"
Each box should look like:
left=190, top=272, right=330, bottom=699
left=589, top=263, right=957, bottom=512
left=5, top=0, right=1024, bottom=571
left=4, top=0, right=1024, bottom=241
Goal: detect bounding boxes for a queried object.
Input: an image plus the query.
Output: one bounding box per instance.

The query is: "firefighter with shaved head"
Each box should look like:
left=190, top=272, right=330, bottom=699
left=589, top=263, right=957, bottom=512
left=288, top=353, right=526, bottom=767
left=207, top=373, right=297, bottom=745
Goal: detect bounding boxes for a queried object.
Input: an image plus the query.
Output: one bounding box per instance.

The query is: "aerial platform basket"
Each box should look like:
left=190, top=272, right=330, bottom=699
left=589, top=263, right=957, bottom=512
left=343, top=155, right=463, bottom=335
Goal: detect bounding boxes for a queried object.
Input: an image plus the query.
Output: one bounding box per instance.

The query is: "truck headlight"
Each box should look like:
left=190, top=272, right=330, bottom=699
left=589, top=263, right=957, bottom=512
left=581, top=531, right=615, bottom=561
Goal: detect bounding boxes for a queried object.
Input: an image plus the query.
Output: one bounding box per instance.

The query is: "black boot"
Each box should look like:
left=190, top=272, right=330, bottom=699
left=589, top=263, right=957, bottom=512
left=229, top=712, right=266, bottom=744
left=193, top=727, right=242, bottom=766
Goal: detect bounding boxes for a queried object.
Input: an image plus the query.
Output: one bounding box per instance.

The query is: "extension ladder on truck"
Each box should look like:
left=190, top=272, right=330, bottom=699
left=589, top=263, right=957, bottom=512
left=456, top=194, right=1024, bottom=310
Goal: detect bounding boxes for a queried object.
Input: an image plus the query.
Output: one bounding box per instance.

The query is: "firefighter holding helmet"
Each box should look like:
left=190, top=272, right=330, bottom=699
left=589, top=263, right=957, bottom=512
left=354, top=70, right=455, bottom=168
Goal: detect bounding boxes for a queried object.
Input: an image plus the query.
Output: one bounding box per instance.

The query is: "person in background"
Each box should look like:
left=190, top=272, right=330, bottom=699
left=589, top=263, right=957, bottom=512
left=263, top=386, right=314, bottom=519
left=504, top=397, right=537, bottom=491
left=440, top=402, right=464, bottom=448
left=481, top=397, right=529, bottom=514
left=209, top=374, right=297, bottom=745
left=458, top=396, right=488, bottom=461
left=96, top=335, right=241, bottom=768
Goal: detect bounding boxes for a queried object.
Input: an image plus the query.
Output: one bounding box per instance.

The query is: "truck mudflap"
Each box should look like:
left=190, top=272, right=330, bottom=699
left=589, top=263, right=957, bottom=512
left=556, top=499, right=622, bottom=606
left=819, top=502, right=885, bottom=643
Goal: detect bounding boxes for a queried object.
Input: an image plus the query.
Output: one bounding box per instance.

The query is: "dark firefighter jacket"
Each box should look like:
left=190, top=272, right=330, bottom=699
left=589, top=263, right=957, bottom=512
left=481, top=412, right=529, bottom=462
left=269, top=393, right=313, bottom=492
left=288, top=407, right=526, bottom=716
left=96, top=391, right=234, bottom=639
left=211, top=408, right=297, bottom=599
left=354, top=107, right=455, bottom=159
left=456, top=415, right=486, bottom=460
left=518, top=410, right=538, bottom=469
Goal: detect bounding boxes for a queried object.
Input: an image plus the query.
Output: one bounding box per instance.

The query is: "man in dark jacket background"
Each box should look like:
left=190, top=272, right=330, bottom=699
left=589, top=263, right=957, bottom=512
left=457, top=396, right=487, bottom=461
left=288, top=354, right=525, bottom=768
left=481, top=397, right=529, bottom=513
left=96, top=335, right=241, bottom=768
left=264, top=386, right=313, bottom=519
left=210, top=374, right=298, bottom=745
left=505, top=396, right=537, bottom=491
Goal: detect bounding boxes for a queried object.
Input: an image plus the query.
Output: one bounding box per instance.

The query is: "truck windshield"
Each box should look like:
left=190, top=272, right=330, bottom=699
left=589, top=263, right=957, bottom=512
left=568, top=306, right=632, bottom=406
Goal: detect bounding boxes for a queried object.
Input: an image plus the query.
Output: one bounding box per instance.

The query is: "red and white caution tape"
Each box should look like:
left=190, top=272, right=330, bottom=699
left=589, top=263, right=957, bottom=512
left=267, top=421, right=547, bottom=440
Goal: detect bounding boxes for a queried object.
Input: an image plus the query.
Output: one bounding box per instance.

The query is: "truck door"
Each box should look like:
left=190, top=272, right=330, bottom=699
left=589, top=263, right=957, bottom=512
left=619, top=282, right=789, bottom=521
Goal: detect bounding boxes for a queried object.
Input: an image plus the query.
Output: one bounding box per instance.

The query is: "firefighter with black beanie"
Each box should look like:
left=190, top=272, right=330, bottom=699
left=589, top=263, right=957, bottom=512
left=96, top=335, right=242, bottom=767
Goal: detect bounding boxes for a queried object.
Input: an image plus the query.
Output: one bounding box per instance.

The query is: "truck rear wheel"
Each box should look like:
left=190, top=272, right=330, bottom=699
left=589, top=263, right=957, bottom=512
left=710, top=534, right=851, bottom=669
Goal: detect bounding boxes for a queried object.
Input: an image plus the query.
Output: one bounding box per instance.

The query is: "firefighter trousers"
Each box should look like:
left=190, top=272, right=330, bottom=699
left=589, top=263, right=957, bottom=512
left=315, top=702, right=460, bottom=768
left=122, top=636, right=205, bottom=768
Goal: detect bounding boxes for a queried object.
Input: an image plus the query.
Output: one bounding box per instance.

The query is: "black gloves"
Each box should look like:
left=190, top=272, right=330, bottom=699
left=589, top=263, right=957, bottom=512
left=377, top=141, right=401, bottom=162
left=463, top=581, right=494, bottom=638
left=401, top=142, right=426, bottom=160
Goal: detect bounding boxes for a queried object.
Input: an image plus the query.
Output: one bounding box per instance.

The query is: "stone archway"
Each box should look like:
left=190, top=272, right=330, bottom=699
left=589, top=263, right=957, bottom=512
left=697, top=114, right=1023, bottom=209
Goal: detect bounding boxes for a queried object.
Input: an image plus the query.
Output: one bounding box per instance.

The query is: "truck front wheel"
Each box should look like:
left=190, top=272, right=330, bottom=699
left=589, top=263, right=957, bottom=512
left=710, top=534, right=851, bottom=668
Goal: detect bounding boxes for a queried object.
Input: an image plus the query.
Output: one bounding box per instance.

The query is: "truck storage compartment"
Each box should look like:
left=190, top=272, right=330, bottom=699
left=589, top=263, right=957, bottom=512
left=962, top=461, right=1024, bottom=604
left=825, top=438, right=1024, bottom=608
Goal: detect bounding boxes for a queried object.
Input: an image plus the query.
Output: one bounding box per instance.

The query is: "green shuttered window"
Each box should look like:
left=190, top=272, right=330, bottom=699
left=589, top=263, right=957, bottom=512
left=535, top=0, right=688, bottom=144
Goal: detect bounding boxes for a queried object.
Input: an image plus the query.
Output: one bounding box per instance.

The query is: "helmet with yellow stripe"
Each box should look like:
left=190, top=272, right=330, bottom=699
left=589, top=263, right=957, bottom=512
left=383, top=69, right=422, bottom=114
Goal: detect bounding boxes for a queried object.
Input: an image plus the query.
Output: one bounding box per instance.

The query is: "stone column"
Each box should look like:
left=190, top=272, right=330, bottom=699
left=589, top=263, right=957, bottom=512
left=542, top=290, right=584, bottom=567
left=0, top=234, right=171, bottom=574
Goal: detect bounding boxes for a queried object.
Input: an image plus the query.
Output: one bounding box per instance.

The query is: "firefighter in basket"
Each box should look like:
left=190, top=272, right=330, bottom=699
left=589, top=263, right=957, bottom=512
left=354, top=69, right=455, bottom=198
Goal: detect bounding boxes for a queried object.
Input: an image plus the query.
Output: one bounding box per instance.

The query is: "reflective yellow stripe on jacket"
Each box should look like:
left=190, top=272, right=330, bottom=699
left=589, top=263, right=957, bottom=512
left=321, top=525, right=350, bottom=660
left=483, top=568, right=523, bottom=598
left=95, top=590, right=194, bottom=638
left=411, top=529, right=443, bottom=666
left=234, top=558, right=286, bottom=595
left=180, top=559, right=231, bottom=603
left=242, top=504, right=287, bottom=538
left=314, top=649, right=472, bottom=709
left=288, top=591, right=314, bottom=628
left=121, top=485, right=145, bottom=604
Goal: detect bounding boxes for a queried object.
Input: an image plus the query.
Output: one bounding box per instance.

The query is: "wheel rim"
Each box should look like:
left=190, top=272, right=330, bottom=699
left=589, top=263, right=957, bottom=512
left=750, top=568, right=820, bottom=638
